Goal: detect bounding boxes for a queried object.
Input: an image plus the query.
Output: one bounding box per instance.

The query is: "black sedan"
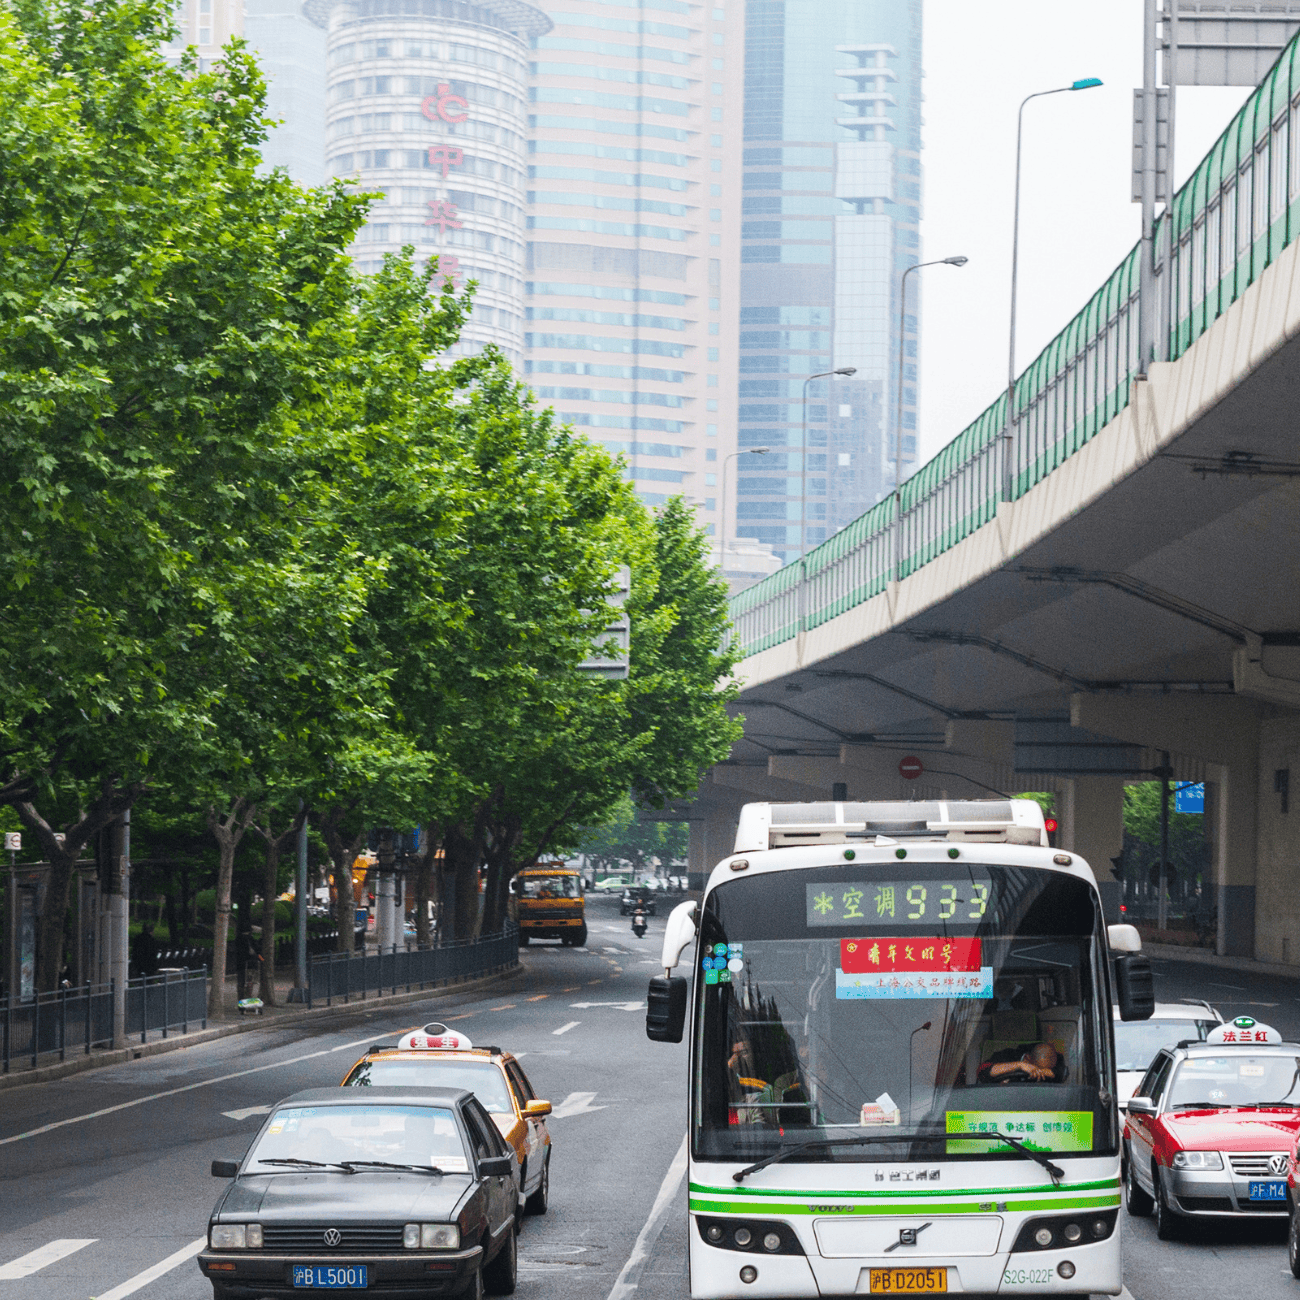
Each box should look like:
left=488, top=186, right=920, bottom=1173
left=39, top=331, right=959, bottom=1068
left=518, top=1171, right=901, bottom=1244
left=197, top=1086, right=520, bottom=1298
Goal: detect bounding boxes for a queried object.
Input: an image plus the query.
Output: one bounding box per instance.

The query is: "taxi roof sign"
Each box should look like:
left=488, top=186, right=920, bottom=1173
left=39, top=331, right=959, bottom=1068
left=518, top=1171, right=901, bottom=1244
left=1206, top=1016, right=1282, bottom=1045
left=398, top=1022, right=474, bottom=1051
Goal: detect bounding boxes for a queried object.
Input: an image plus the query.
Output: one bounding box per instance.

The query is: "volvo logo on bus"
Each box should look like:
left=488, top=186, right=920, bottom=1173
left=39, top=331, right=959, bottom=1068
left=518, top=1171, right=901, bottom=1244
left=323, top=1229, right=342, bottom=1247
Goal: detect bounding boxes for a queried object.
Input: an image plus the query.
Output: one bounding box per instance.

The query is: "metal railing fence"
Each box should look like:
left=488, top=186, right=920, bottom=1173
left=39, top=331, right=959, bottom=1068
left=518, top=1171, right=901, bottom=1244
left=729, top=26, right=1300, bottom=662
left=2, top=969, right=208, bottom=1073
left=308, top=926, right=519, bottom=1008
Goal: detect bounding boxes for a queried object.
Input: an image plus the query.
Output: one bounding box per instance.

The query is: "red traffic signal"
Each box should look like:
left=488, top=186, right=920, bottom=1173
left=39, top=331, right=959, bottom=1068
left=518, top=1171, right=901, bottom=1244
left=1044, top=816, right=1059, bottom=847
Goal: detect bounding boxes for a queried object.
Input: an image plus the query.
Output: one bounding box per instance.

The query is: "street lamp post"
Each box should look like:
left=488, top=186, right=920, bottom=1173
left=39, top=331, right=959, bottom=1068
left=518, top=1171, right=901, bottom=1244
left=720, top=445, right=771, bottom=575
left=800, top=366, right=856, bottom=559
left=893, top=256, right=967, bottom=579
left=1004, top=76, right=1103, bottom=502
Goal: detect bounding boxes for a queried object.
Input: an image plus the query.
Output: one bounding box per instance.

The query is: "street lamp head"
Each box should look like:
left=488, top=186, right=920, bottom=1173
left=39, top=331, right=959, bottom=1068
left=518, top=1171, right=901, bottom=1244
left=750, top=446, right=772, bottom=454
left=1070, top=77, right=1103, bottom=91
left=942, top=255, right=969, bottom=267
left=834, top=366, right=857, bottom=376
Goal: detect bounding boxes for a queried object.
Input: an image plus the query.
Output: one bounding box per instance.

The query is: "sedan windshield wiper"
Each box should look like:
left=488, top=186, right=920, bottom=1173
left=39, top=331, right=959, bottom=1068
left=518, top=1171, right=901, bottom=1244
left=733, top=1127, right=1065, bottom=1185
left=257, top=1158, right=354, bottom=1173
left=1170, top=1101, right=1231, bottom=1111
left=337, top=1160, right=443, bottom=1175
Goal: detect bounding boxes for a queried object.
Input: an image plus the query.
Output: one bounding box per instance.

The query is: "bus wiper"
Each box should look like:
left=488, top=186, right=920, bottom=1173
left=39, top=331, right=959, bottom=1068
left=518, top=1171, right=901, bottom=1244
left=733, top=1128, right=1065, bottom=1185
left=733, top=1134, right=910, bottom=1182
left=942, top=1130, right=1065, bottom=1185
left=337, top=1160, right=443, bottom=1175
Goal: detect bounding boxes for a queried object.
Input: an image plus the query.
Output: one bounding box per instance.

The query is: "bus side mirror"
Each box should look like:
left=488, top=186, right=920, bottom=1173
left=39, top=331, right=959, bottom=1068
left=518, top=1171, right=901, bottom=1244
left=1114, top=953, right=1155, bottom=1021
left=660, top=900, right=698, bottom=972
left=647, top=976, right=688, bottom=1043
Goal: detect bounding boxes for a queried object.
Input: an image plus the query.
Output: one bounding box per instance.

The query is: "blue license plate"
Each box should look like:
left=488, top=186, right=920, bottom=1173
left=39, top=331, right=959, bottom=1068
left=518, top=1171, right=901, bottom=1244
left=1248, top=1180, right=1287, bottom=1201
left=292, top=1264, right=368, bottom=1288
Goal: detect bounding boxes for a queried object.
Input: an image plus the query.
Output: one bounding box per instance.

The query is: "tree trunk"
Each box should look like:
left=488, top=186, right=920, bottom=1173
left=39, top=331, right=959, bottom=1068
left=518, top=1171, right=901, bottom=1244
left=252, top=808, right=307, bottom=1004
left=16, top=785, right=138, bottom=992
left=320, top=804, right=364, bottom=955
left=206, top=797, right=255, bottom=1019
left=442, top=822, right=483, bottom=941
left=413, top=825, right=438, bottom=947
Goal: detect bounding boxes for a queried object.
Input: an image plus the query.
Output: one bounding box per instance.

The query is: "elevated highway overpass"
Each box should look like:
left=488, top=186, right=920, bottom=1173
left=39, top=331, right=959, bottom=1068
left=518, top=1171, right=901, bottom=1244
left=691, top=36, right=1300, bottom=963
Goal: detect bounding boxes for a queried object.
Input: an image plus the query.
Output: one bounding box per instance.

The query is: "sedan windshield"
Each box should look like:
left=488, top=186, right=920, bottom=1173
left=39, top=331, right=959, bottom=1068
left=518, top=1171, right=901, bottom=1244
left=248, top=1105, right=469, bottom=1171
left=693, top=862, right=1115, bottom=1164
left=344, top=1060, right=514, bottom=1113
left=1167, top=1055, right=1300, bottom=1109
left=1113, top=1019, right=1217, bottom=1072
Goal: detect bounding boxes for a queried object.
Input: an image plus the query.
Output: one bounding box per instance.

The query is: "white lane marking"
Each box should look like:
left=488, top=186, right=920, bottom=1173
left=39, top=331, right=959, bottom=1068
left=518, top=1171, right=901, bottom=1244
left=222, top=1105, right=273, bottom=1121
left=602, top=947, right=626, bottom=954
left=512, top=1052, right=527, bottom=1060
left=0, top=1033, right=379, bottom=1148
left=94, top=1237, right=206, bottom=1300
left=552, top=1021, right=580, bottom=1036
left=549, top=1091, right=607, bottom=1120
left=605, top=1132, right=688, bottom=1300
left=0, top=1239, right=97, bottom=1280
left=569, top=1001, right=645, bottom=1011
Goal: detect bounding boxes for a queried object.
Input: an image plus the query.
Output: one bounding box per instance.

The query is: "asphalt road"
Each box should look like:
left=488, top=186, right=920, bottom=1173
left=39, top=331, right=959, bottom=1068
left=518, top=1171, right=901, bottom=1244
left=2, top=897, right=1300, bottom=1300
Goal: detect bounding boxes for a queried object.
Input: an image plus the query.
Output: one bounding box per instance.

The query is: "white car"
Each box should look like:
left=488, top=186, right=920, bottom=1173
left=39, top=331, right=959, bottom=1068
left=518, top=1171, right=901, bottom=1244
left=1114, top=1000, right=1222, bottom=1108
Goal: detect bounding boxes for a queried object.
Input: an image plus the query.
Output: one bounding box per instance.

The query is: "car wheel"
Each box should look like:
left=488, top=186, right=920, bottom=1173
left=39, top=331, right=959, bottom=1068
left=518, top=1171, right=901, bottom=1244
left=1154, top=1165, right=1180, bottom=1240
left=483, top=1225, right=517, bottom=1296
left=525, top=1150, right=550, bottom=1216
left=1290, top=1205, right=1300, bottom=1279
left=1125, top=1149, right=1153, bottom=1217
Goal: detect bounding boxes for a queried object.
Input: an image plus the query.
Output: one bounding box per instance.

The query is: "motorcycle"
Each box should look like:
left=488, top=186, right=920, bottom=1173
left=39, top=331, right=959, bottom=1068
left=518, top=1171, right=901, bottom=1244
left=631, top=906, right=648, bottom=939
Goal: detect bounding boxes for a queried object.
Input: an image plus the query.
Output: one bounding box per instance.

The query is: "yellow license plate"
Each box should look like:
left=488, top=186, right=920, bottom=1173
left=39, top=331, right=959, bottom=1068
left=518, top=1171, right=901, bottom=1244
left=869, top=1267, right=948, bottom=1293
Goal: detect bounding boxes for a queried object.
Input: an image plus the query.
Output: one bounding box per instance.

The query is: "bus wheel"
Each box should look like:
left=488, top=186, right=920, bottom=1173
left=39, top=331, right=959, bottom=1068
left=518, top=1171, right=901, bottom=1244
left=572, top=924, right=587, bottom=948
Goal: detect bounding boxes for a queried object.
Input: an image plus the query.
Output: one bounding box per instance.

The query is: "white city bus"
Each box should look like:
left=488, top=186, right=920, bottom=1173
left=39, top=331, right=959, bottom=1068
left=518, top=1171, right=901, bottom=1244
left=646, top=799, right=1153, bottom=1298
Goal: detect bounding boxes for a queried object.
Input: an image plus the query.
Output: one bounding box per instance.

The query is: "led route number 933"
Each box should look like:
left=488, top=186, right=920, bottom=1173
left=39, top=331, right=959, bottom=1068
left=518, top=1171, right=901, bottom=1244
left=806, top=877, right=991, bottom=928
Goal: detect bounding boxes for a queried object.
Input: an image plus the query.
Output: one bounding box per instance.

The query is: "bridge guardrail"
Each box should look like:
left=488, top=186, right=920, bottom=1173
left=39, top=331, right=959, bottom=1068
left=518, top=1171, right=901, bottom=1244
left=730, top=29, right=1300, bottom=661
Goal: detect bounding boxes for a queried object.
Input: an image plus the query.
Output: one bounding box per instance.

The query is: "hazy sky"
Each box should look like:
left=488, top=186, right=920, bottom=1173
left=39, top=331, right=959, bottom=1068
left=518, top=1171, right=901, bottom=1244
left=917, top=0, right=1253, bottom=462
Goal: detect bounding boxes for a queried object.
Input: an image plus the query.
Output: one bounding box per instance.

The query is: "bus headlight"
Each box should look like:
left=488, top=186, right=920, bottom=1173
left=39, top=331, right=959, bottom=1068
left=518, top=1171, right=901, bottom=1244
left=1012, top=1210, right=1117, bottom=1253
left=695, top=1217, right=803, bottom=1255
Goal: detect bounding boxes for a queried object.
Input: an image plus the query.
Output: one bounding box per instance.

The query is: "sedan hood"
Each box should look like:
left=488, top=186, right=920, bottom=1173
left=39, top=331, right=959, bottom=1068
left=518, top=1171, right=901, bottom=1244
left=1164, top=1109, right=1300, bottom=1150
left=219, top=1173, right=472, bottom=1221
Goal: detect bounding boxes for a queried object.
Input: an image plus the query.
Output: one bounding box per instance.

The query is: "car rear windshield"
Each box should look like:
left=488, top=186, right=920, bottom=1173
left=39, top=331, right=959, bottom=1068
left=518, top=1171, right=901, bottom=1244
left=1113, top=1019, right=1217, bottom=1072
left=248, top=1105, right=468, bottom=1171
left=344, top=1059, right=514, bottom=1113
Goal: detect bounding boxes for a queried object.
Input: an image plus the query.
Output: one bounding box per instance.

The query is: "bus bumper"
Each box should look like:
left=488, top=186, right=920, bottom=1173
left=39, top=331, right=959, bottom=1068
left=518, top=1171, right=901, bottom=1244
left=688, top=1225, right=1122, bottom=1296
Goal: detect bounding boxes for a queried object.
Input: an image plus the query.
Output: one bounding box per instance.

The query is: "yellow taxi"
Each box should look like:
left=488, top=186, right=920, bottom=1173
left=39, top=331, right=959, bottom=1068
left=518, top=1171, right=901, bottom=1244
left=341, top=1023, right=554, bottom=1216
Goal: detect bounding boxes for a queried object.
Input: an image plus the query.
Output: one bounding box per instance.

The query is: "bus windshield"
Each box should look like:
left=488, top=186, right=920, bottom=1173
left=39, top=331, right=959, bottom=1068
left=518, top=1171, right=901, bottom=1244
left=519, top=874, right=581, bottom=899
left=693, top=862, right=1116, bottom=1164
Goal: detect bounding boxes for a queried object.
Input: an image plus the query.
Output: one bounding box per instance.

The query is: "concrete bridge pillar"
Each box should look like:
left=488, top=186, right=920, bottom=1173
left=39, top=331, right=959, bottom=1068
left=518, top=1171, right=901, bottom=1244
left=1205, top=764, right=1258, bottom=959
left=1057, top=777, right=1125, bottom=923
left=689, top=808, right=741, bottom=882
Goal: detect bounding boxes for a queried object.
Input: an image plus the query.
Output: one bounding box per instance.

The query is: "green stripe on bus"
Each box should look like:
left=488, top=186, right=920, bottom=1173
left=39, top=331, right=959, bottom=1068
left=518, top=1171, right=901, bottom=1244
left=687, top=1194, right=1121, bottom=1218
left=688, top=1178, right=1119, bottom=1200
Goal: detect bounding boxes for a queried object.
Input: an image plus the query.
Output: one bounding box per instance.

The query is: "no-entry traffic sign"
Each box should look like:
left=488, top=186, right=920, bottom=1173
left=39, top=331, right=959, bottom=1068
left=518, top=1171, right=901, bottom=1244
left=898, top=756, right=924, bottom=780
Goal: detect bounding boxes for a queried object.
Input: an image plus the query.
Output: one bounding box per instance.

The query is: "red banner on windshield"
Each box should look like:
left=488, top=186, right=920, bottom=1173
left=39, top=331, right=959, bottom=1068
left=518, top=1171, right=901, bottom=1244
left=841, top=937, right=981, bottom=974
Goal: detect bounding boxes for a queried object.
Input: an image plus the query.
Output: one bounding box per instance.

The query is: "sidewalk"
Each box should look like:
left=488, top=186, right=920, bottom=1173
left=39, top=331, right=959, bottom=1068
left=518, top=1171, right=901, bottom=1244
left=1144, top=939, right=1300, bottom=982
left=0, top=957, right=522, bottom=1094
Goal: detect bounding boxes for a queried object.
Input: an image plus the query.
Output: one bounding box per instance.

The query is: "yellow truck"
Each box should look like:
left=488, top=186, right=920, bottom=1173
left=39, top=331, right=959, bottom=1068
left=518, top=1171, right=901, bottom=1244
left=514, top=864, right=586, bottom=947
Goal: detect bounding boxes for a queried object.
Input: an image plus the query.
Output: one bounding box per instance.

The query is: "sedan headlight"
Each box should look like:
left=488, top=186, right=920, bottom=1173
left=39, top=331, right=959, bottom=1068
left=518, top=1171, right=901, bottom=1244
left=1172, top=1150, right=1223, bottom=1169
left=404, top=1224, right=460, bottom=1250
left=210, top=1223, right=262, bottom=1249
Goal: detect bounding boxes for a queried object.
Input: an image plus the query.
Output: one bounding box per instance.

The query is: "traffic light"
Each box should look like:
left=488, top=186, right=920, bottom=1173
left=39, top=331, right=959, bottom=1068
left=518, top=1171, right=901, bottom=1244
left=1044, top=816, right=1059, bottom=847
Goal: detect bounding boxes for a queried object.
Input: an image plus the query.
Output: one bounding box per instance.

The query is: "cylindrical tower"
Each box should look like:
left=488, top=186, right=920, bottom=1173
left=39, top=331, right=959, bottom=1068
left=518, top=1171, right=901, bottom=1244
left=311, top=0, right=550, bottom=365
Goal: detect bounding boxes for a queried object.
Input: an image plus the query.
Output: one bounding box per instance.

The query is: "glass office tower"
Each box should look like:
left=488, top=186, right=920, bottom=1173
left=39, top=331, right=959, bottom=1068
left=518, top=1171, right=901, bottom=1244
left=736, top=0, right=922, bottom=563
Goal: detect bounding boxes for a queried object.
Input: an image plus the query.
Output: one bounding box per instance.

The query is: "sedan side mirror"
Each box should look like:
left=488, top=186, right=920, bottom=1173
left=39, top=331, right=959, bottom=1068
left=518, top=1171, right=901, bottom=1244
left=524, top=1100, right=552, bottom=1118
left=1114, top=953, right=1155, bottom=1021
left=211, top=1159, right=240, bottom=1178
left=1126, top=1096, right=1156, bottom=1116
left=479, top=1155, right=513, bottom=1178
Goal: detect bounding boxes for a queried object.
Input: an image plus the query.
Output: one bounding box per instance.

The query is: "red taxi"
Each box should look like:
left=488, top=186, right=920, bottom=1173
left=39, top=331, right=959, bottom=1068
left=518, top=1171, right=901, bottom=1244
left=341, top=1024, right=554, bottom=1218
left=1124, top=1017, right=1300, bottom=1240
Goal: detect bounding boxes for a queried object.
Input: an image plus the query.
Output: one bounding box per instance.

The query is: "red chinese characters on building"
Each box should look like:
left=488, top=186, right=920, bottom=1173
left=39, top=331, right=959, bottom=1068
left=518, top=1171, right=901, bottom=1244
left=427, top=145, right=463, bottom=179
left=425, top=199, right=462, bottom=235
left=422, top=84, right=468, bottom=124
left=840, top=937, right=982, bottom=974
left=436, top=255, right=462, bottom=286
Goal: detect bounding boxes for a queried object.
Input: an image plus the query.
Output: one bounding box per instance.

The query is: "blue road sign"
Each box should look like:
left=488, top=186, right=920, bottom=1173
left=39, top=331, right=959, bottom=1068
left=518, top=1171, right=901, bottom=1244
left=1175, top=783, right=1205, bottom=814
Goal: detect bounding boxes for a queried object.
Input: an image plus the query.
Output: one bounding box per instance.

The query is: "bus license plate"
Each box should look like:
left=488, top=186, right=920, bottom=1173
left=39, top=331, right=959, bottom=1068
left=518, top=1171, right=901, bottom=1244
left=869, top=1267, right=948, bottom=1293
left=292, top=1264, right=368, bottom=1287
left=1249, top=1180, right=1287, bottom=1201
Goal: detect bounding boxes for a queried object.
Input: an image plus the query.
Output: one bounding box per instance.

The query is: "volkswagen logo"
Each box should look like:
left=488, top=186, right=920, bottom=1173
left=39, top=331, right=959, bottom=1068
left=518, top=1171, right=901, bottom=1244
left=1270, top=1154, right=1290, bottom=1176
left=323, top=1229, right=343, bottom=1248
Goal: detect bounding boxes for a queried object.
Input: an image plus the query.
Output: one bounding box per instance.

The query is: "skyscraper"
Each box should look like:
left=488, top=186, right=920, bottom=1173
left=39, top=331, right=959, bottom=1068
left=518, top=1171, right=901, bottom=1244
left=524, top=0, right=744, bottom=525
left=735, top=0, right=922, bottom=563
left=321, top=0, right=549, bottom=366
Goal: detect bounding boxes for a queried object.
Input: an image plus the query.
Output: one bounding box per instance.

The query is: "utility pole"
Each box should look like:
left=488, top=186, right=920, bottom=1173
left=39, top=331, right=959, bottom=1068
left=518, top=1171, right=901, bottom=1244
left=289, top=804, right=308, bottom=1002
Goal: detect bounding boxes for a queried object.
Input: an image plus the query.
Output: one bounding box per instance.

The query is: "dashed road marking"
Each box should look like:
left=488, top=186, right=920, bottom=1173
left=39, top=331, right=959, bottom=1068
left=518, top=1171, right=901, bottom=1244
left=526, top=994, right=549, bottom=1002
left=549, top=1091, right=606, bottom=1119
left=222, top=1106, right=273, bottom=1121
left=0, top=1239, right=97, bottom=1280
left=94, top=1237, right=206, bottom=1300
left=553, top=1021, right=580, bottom=1036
